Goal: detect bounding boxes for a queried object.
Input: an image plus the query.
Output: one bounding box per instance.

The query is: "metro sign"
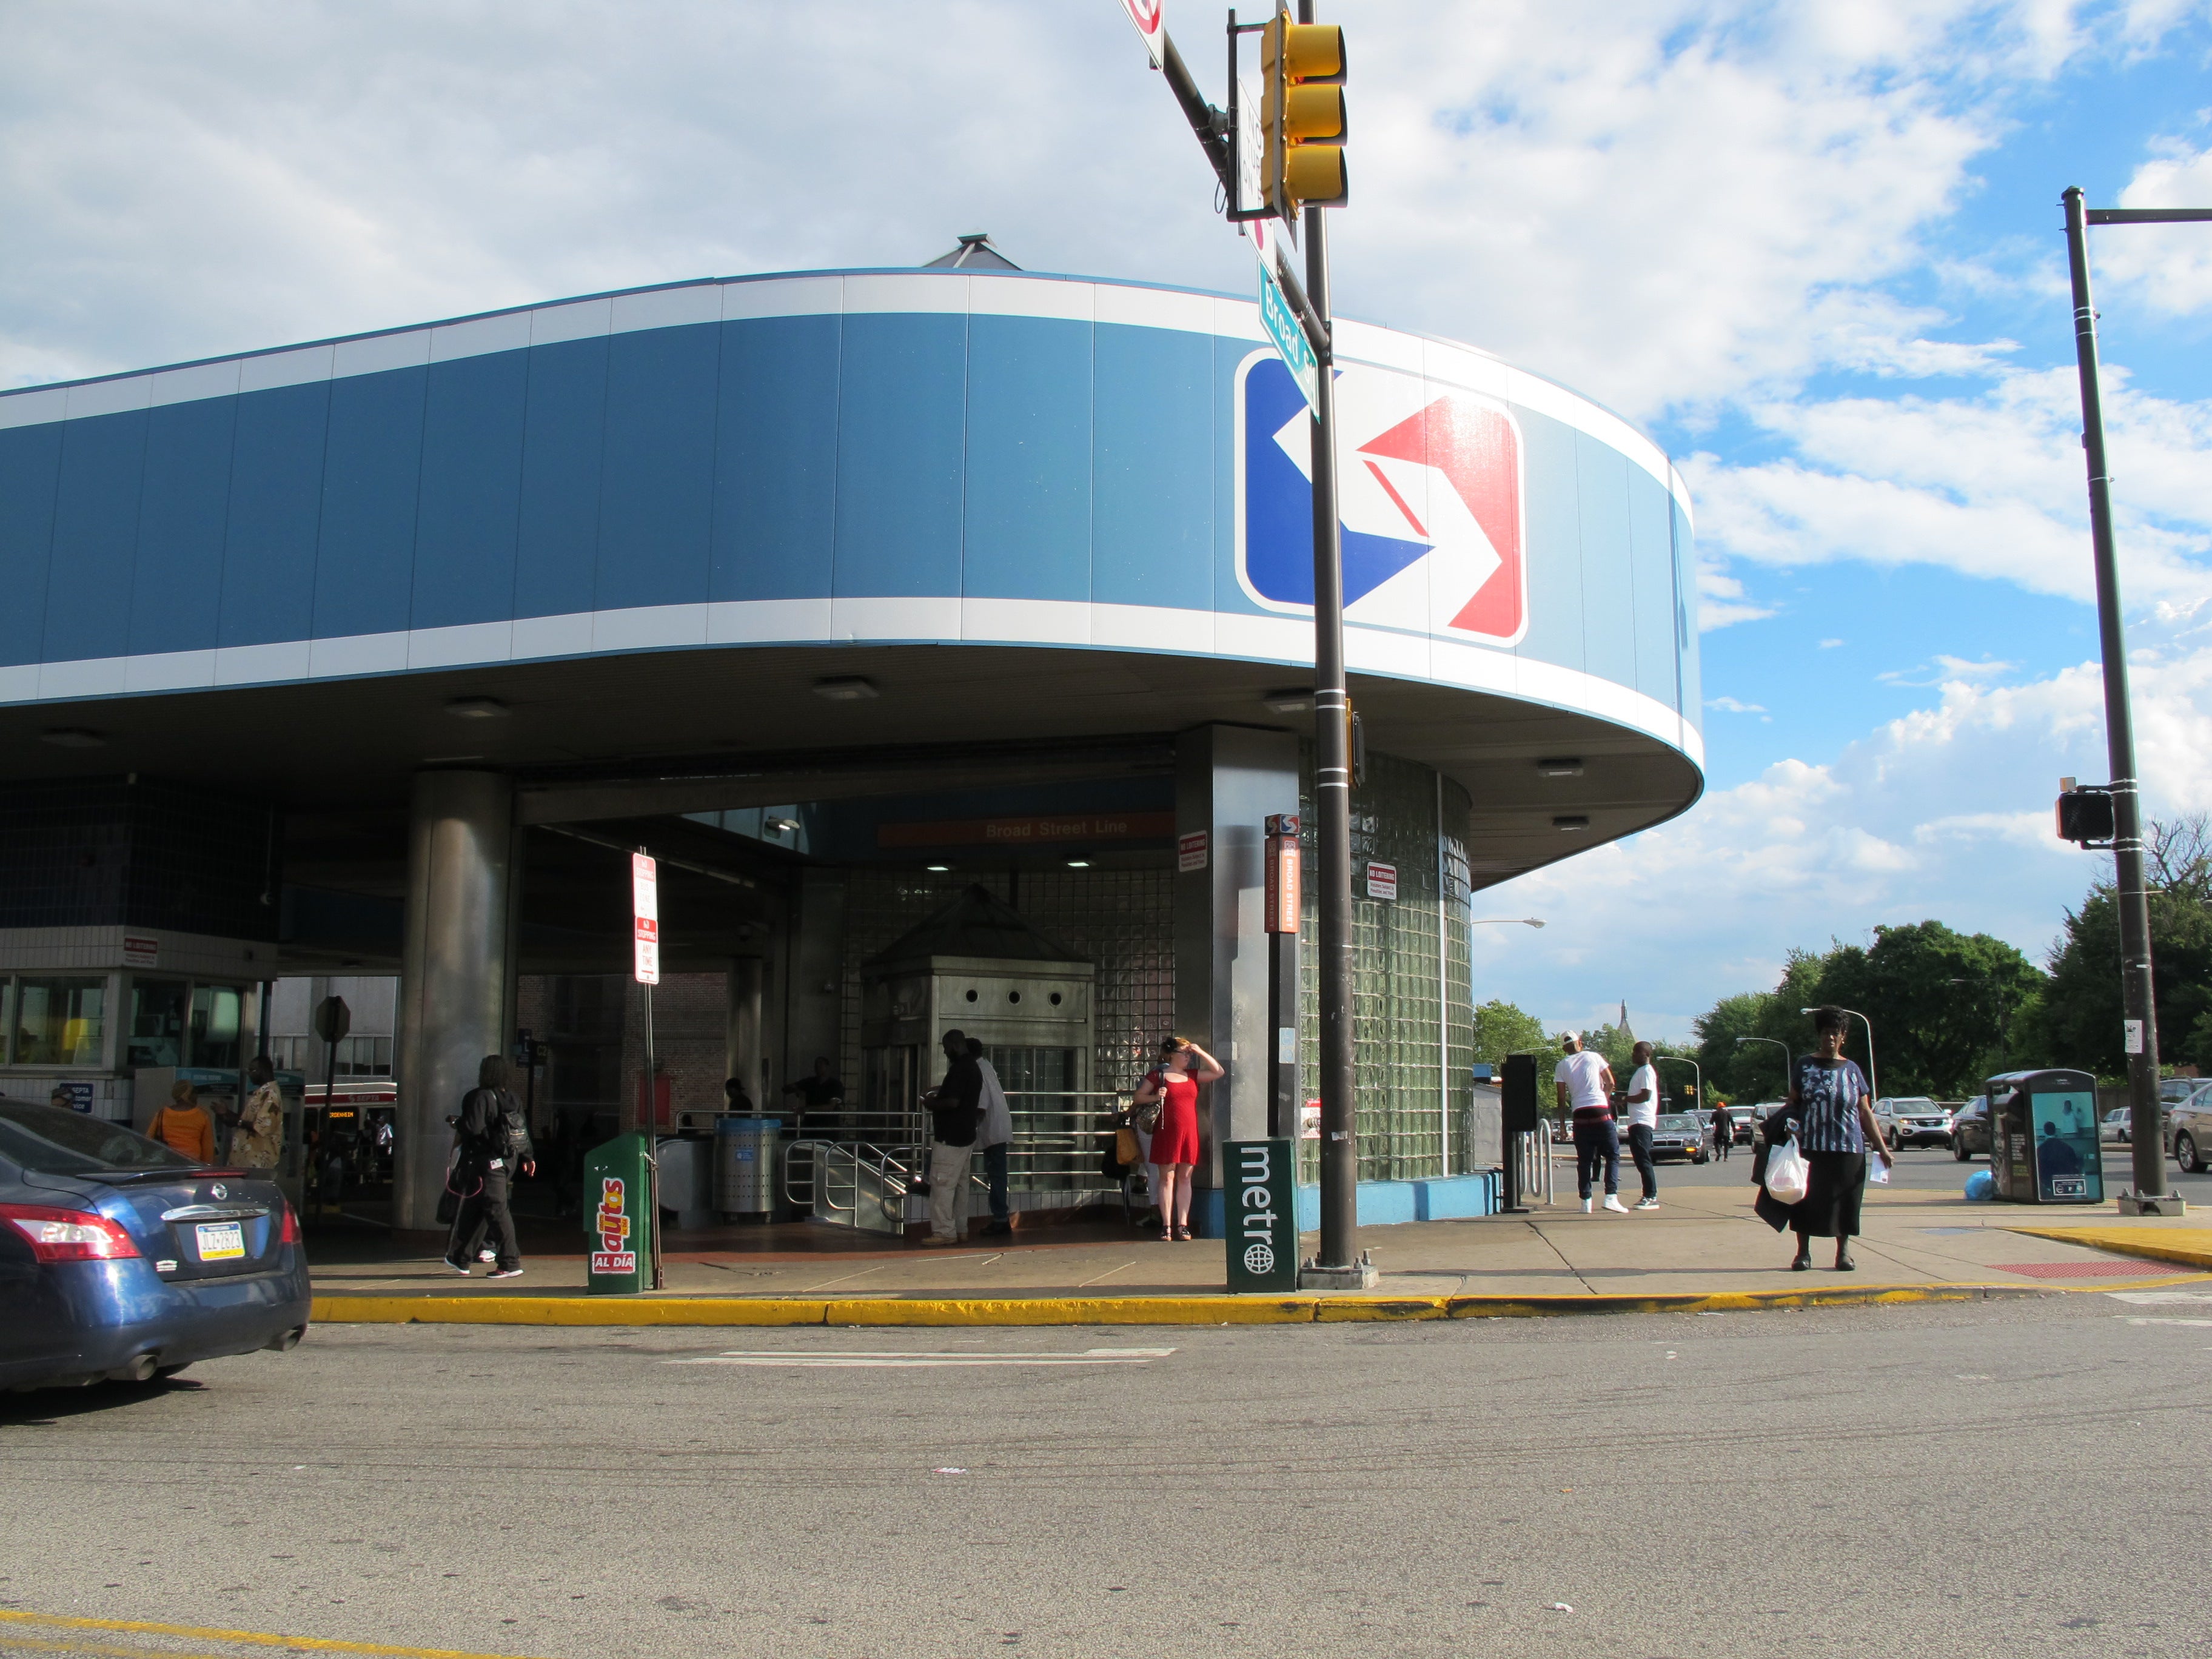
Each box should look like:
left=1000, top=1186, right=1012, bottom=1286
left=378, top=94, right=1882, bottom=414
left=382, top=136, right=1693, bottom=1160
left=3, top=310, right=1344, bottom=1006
left=1235, top=352, right=1527, bottom=645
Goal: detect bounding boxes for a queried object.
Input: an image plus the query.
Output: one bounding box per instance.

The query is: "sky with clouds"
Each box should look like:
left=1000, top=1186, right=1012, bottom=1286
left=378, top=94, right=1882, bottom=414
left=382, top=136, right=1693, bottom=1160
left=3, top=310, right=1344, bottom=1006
left=3, top=0, right=2210, bottom=1038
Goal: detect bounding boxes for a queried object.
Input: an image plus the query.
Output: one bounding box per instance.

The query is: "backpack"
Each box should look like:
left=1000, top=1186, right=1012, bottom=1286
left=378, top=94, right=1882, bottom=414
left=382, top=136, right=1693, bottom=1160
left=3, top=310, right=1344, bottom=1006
left=466, top=1088, right=532, bottom=1164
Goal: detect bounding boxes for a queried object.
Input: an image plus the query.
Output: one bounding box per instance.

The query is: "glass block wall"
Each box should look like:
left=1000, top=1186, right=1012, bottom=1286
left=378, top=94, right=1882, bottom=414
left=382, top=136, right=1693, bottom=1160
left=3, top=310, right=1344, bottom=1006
left=1296, top=751, right=1474, bottom=1182
left=837, top=868, right=1175, bottom=1102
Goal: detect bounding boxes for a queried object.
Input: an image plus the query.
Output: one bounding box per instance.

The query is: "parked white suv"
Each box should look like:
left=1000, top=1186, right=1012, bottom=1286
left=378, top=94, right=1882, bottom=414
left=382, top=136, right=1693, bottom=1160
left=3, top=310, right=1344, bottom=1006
left=1876, top=1096, right=1953, bottom=1149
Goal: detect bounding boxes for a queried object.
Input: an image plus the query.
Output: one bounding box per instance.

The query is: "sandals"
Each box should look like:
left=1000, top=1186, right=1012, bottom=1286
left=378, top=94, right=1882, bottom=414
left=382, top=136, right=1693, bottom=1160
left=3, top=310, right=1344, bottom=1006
left=1175, top=1227, right=1194, bottom=1241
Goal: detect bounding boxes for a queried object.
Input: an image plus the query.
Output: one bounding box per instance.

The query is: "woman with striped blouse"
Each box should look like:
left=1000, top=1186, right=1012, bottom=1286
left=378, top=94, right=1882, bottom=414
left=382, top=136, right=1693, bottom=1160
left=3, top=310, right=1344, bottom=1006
left=1757, top=1005, right=1894, bottom=1271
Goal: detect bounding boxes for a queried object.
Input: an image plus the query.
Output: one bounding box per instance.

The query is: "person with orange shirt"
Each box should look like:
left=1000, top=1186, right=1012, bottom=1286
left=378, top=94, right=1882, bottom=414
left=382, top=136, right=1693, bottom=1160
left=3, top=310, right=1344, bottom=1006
left=147, top=1080, right=215, bottom=1163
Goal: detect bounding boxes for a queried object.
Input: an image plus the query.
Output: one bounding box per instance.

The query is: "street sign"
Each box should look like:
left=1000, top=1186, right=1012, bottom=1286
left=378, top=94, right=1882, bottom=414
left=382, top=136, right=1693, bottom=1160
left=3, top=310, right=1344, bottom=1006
left=1224, top=1138, right=1299, bottom=1292
left=312, top=996, right=351, bottom=1045
left=632, top=852, right=660, bottom=985
left=1258, top=258, right=1319, bottom=415
left=1178, top=830, right=1209, bottom=873
left=1366, top=861, right=1397, bottom=901
left=1265, top=823, right=1301, bottom=933
left=1118, top=0, right=1166, bottom=69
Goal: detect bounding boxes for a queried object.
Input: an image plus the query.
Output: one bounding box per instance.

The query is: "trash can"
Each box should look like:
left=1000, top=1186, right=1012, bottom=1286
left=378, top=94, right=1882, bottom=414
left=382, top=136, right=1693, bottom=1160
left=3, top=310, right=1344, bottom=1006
left=714, top=1116, right=782, bottom=1218
left=1986, top=1068, right=2103, bottom=1204
left=583, top=1131, right=657, bottom=1294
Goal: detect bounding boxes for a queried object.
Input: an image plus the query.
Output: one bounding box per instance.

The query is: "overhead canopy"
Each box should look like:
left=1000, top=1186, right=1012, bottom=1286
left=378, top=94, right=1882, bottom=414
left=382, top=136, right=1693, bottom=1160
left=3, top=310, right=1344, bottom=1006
left=865, top=883, right=1084, bottom=971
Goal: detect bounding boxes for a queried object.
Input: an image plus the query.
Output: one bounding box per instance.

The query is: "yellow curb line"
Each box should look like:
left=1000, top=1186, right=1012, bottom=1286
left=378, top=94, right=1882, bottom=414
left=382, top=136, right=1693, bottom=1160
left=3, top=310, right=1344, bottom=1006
left=310, top=1282, right=2036, bottom=1328
left=2005, top=1224, right=2212, bottom=1275
left=0, top=1609, right=549, bottom=1659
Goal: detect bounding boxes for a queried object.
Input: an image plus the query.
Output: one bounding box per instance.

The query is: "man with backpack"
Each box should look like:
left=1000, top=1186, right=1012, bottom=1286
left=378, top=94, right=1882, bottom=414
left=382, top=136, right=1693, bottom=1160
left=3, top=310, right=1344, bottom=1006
left=442, top=1054, right=534, bottom=1278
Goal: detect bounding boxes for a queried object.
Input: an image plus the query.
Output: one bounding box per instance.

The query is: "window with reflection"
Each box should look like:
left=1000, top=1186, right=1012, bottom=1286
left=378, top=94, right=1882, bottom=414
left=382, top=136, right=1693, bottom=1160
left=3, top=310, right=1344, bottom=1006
left=189, top=984, right=244, bottom=1071
left=16, top=977, right=109, bottom=1066
left=127, top=979, right=189, bottom=1067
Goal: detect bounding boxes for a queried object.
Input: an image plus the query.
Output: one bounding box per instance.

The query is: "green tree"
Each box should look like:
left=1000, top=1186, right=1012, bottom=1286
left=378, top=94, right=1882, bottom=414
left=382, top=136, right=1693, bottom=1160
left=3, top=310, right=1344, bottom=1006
left=1812, top=920, right=2042, bottom=1097
left=2027, top=816, right=2212, bottom=1078
left=1470, top=998, right=1550, bottom=1071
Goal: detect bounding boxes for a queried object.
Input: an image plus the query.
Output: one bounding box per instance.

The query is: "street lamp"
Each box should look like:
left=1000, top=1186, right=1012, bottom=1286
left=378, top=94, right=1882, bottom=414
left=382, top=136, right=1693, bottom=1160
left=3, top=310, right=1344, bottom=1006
left=1471, top=917, right=1546, bottom=928
left=2060, top=187, right=2208, bottom=1215
left=1802, top=1006, right=1877, bottom=1103
left=1655, top=1053, right=1703, bottom=1111
left=1735, top=1035, right=1791, bottom=1097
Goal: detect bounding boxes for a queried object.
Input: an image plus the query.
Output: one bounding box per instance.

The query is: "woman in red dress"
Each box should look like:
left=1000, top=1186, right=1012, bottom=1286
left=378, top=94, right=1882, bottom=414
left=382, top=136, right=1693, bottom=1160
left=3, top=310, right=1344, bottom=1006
left=1132, top=1036, right=1225, bottom=1241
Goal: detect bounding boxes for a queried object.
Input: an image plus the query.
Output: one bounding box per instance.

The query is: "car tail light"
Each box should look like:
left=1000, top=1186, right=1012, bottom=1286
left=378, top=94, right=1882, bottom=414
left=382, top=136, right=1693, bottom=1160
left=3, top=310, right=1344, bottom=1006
left=278, top=1202, right=301, bottom=1245
left=1, top=1203, right=143, bottom=1263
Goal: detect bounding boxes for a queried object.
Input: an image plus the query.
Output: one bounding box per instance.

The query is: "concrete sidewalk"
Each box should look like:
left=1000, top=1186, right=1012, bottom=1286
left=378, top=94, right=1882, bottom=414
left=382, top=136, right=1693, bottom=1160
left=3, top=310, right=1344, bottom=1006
left=306, top=1176, right=2212, bottom=1322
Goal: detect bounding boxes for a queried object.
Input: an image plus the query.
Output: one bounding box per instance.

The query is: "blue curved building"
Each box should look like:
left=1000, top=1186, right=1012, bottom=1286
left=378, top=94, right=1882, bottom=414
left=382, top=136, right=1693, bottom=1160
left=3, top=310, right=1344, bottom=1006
left=0, top=255, right=1700, bottom=1232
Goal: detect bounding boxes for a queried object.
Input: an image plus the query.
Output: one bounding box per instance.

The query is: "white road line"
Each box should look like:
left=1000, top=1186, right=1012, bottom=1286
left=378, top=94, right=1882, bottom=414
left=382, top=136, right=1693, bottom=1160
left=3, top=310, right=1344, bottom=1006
left=2123, top=1316, right=2212, bottom=1327
left=670, top=1347, right=1175, bottom=1367
left=2106, top=1289, right=2212, bottom=1304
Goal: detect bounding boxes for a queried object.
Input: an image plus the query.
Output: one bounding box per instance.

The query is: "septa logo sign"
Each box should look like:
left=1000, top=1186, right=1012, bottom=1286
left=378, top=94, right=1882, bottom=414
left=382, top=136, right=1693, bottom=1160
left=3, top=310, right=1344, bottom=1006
left=1236, top=352, right=1527, bottom=645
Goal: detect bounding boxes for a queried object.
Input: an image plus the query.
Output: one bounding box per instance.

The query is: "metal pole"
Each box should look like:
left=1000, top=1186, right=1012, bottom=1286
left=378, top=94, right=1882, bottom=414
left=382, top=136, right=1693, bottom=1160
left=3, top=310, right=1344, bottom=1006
left=1304, top=170, right=1356, bottom=1275
left=2063, top=186, right=2172, bottom=1208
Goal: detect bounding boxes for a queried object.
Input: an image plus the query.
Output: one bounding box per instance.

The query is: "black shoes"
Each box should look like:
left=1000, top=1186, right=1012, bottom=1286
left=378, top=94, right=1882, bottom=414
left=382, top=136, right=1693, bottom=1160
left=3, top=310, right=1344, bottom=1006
left=1834, top=1253, right=1855, bottom=1272
left=1789, top=1252, right=1811, bottom=1272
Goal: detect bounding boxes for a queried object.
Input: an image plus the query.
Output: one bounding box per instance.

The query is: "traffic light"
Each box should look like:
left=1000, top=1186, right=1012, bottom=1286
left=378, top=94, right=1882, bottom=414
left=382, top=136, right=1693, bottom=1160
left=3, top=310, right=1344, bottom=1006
left=1261, top=10, right=1347, bottom=221
left=2056, top=785, right=2115, bottom=846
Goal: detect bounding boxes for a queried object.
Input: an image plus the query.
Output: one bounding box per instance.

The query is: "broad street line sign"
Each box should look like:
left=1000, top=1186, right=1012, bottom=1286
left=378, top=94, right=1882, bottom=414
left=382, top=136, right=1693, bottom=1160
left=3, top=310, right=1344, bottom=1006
left=632, top=851, right=660, bottom=985
left=1259, top=258, right=1319, bottom=415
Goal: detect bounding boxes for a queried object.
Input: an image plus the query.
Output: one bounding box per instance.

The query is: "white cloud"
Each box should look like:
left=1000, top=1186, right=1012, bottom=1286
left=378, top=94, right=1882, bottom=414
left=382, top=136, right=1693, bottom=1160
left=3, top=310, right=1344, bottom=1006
left=1683, top=364, right=2212, bottom=611
left=1476, top=641, right=2212, bottom=1039
left=1707, top=695, right=1768, bottom=713
left=2102, top=141, right=2212, bottom=315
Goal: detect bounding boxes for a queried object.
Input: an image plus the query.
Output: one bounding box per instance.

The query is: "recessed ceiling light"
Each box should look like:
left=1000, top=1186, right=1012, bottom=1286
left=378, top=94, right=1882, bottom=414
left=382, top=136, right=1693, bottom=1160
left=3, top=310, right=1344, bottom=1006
left=814, top=677, right=878, bottom=702
left=1537, top=757, right=1584, bottom=777
left=444, top=696, right=509, bottom=720
left=1553, top=814, right=1590, bottom=831
left=1262, top=688, right=1315, bottom=714
left=39, top=728, right=105, bottom=748
left=926, top=864, right=951, bottom=873
left=1067, top=859, right=1091, bottom=869
left=764, top=817, right=799, bottom=836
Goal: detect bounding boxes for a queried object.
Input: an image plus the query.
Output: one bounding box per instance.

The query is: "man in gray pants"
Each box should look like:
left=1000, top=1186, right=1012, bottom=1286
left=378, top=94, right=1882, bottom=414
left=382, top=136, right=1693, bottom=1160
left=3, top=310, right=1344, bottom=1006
left=922, top=1030, right=983, bottom=1245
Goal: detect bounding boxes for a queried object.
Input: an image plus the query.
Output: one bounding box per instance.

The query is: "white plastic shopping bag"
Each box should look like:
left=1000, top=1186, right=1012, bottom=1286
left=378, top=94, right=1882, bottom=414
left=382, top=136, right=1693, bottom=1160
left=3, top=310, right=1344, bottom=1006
left=1765, top=1136, right=1811, bottom=1205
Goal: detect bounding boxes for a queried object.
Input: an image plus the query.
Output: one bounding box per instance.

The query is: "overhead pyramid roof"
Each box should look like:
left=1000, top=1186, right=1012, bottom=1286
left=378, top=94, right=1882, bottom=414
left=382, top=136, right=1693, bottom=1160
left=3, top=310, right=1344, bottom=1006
left=922, top=232, right=1022, bottom=270
left=865, top=883, right=1084, bottom=969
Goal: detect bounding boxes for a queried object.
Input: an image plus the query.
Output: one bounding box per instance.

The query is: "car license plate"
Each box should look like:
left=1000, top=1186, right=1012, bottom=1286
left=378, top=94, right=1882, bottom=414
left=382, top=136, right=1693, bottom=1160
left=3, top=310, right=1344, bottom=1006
left=195, top=1221, right=245, bottom=1261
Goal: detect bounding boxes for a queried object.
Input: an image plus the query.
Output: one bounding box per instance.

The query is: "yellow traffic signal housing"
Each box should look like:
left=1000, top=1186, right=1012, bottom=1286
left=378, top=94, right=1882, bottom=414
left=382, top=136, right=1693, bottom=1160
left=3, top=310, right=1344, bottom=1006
left=1262, top=14, right=1347, bottom=220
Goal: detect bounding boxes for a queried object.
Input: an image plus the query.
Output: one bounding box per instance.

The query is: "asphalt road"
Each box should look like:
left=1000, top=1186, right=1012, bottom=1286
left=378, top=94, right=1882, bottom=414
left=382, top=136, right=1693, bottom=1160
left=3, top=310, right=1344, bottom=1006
left=4, top=1290, right=2208, bottom=1659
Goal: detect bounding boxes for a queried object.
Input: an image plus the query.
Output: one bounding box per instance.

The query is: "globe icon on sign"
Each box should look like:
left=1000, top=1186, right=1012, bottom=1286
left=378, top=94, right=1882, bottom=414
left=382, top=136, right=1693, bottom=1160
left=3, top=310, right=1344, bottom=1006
left=1242, top=1242, right=1276, bottom=1276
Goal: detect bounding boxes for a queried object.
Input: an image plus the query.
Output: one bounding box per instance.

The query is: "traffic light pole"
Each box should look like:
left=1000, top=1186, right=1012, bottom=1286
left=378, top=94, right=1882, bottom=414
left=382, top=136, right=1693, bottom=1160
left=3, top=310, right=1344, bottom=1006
left=2061, top=186, right=2210, bottom=1213
left=1301, top=193, right=1364, bottom=1282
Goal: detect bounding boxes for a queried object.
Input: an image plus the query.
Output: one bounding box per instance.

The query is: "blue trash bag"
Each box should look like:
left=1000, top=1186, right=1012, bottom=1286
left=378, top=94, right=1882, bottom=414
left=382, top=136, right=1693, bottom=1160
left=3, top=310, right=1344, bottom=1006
left=1963, top=1168, right=1996, bottom=1202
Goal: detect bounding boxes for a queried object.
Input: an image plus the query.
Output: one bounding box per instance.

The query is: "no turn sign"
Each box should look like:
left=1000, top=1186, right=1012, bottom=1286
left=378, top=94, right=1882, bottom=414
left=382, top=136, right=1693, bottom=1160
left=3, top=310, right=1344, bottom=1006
left=1119, top=0, right=1166, bottom=69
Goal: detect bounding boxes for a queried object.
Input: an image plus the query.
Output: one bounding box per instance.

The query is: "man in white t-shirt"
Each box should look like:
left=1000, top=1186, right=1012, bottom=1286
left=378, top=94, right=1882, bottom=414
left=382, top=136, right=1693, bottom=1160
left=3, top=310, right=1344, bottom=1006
left=1623, top=1040, right=1663, bottom=1210
left=1554, top=1032, right=1626, bottom=1214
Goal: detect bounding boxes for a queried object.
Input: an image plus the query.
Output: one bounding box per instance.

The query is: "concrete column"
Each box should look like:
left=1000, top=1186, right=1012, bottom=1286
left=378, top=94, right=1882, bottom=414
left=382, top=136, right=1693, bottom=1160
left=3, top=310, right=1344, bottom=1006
left=394, top=771, right=516, bottom=1232
left=1175, top=725, right=1301, bottom=1193
left=726, top=957, right=763, bottom=1110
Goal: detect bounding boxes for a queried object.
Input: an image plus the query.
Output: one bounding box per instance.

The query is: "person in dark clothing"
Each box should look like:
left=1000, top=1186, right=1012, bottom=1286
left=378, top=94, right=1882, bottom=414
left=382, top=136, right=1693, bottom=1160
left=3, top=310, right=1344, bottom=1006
left=782, top=1056, right=845, bottom=1133
left=1752, top=1007, right=1892, bottom=1271
left=921, top=1030, right=983, bottom=1245
left=443, top=1054, right=534, bottom=1278
left=1711, top=1103, right=1733, bottom=1161
left=724, top=1076, right=756, bottom=1114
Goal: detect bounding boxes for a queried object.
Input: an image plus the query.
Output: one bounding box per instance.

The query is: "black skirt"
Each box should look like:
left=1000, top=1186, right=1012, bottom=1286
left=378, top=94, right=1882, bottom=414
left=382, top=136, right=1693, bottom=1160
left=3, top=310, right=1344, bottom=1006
left=1755, top=1149, right=1867, bottom=1238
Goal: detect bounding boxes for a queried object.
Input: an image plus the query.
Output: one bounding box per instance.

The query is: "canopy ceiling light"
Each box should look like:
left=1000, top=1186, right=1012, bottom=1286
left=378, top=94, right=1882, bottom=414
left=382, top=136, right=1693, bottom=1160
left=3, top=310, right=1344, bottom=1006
left=39, top=728, right=105, bottom=748
left=813, top=677, right=879, bottom=702
left=444, top=696, right=509, bottom=720
left=1536, top=757, right=1584, bottom=777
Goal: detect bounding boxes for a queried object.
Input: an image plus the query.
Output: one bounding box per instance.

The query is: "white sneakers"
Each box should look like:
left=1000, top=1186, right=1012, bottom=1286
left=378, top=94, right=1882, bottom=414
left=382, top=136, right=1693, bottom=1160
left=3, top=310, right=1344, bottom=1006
left=1585, top=1195, right=1645, bottom=1214
left=1582, top=1196, right=1594, bottom=1213
left=1603, top=1196, right=1631, bottom=1213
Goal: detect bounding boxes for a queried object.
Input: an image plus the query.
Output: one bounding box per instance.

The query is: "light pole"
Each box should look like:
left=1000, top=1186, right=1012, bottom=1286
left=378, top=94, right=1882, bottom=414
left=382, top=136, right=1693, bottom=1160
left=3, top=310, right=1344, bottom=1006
left=1655, top=1054, right=1703, bottom=1112
left=1803, top=1006, right=1877, bottom=1104
left=2059, top=186, right=2208, bottom=1214
left=1471, top=917, right=1546, bottom=929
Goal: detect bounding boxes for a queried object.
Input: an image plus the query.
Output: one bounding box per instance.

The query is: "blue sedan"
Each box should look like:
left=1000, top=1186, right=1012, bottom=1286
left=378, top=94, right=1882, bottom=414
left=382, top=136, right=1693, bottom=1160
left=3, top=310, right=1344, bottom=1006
left=0, top=1097, right=311, bottom=1391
